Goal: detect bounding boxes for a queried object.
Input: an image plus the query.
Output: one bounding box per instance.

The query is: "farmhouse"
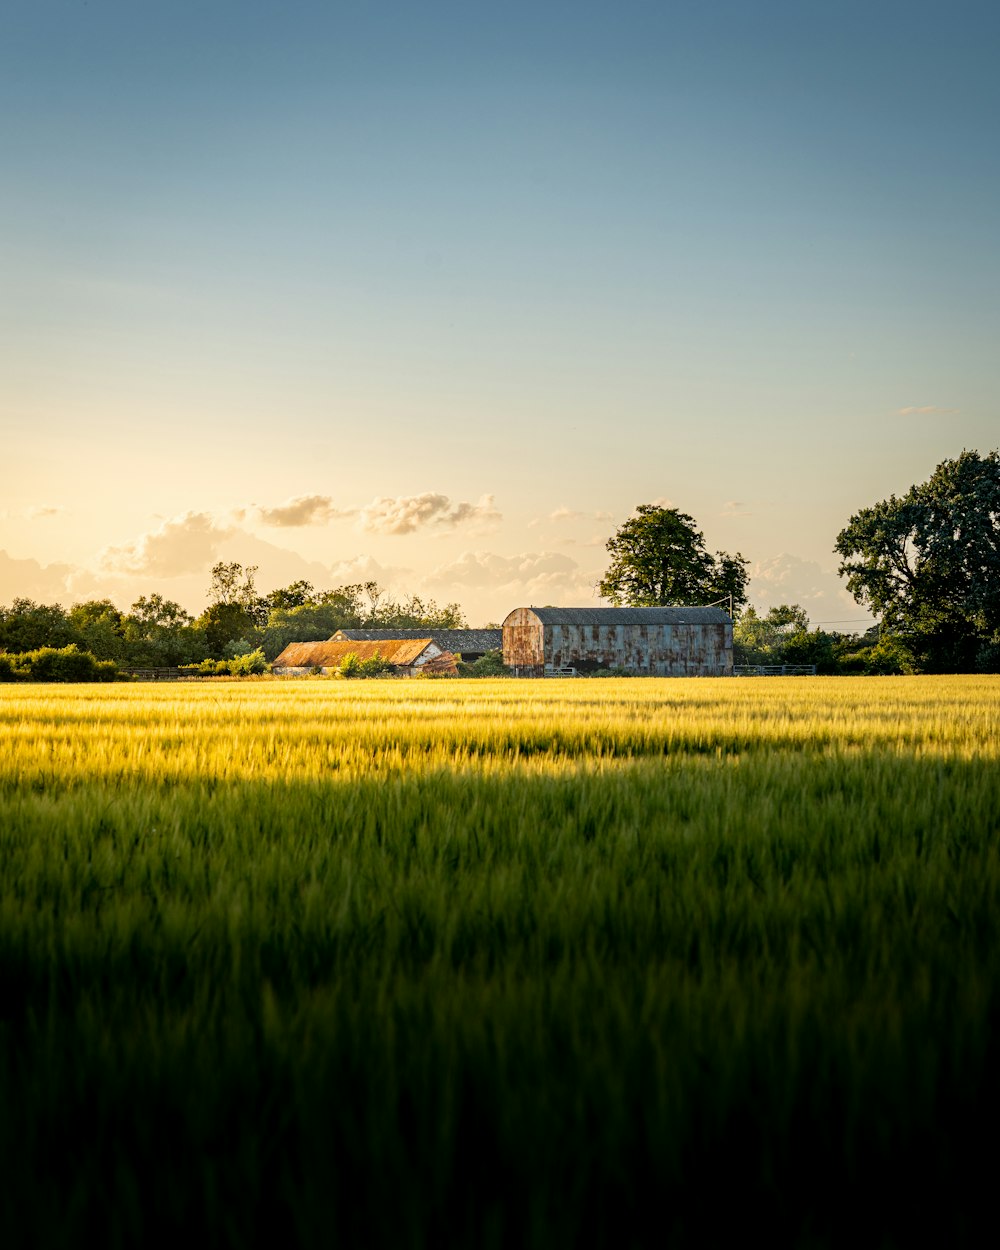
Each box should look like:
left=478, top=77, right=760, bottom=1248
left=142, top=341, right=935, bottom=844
left=271, top=638, right=456, bottom=676
left=502, top=606, right=733, bottom=677
left=332, top=628, right=502, bottom=661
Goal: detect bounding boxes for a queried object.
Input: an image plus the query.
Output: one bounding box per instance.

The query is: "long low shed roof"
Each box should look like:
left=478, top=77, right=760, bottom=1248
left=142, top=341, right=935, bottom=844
left=335, top=628, right=501, bottom=650
left=273, top=639, right=434, bottom=668
left=504, top=607, right=731, bottom=626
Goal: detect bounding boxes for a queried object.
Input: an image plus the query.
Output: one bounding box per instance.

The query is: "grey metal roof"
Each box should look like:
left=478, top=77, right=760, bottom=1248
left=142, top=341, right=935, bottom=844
left=506, top=607, right=731, bottom=626
left=334, top=628, right=502, bottom=651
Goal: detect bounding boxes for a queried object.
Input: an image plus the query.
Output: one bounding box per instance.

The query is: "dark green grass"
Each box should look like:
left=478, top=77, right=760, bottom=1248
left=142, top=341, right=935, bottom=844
left=1, top=748, right=998, bottom=1247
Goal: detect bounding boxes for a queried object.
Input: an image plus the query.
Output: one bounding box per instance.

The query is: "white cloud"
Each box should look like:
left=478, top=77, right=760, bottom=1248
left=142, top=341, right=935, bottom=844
left=248, top=495, right=356, bottom=527
left=2, top=525, right=411, bottom=616
left=98, top=512, right=233, bottom=577
left=749, top=554, right=874, bottom=629
left=359, top=492, right=501, bottom=535
left=233, top=491, right=500, bottom=534
left=896, top=405, right=959, bottom=416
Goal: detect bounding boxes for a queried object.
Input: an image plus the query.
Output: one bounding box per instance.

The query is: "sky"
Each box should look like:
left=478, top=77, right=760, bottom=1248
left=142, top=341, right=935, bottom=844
left=2, top=0, right=998, bottom=628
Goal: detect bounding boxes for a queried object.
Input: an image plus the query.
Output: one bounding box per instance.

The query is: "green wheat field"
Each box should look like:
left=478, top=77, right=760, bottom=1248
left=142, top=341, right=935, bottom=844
left=2, top=677, right=998, bottom=1247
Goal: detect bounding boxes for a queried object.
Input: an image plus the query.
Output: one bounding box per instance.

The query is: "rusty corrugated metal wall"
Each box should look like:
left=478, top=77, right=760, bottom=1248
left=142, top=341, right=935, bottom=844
left=502, top=607, right=546, bottom=673
left=502, top=609, right=733, bottom=676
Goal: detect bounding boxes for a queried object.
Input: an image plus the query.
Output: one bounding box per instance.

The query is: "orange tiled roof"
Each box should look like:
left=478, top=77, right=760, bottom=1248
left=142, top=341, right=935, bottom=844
left=272, top=638, right=435, bottom=668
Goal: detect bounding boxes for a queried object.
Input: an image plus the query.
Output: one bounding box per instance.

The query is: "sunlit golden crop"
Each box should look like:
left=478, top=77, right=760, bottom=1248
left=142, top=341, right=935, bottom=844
left=3, top=675, right=997, bottom=790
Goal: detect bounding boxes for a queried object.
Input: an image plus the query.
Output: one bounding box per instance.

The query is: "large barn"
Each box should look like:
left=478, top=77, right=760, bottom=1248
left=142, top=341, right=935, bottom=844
left=502, top=606, right=733, bottom=677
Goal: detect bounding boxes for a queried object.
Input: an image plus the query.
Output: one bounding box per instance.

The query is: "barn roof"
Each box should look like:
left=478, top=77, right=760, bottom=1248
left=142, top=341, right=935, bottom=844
left=273, top=638, right=435, bottom=668
left=504, top=607, right=731, bottom=626
left=334, top=628, right=502, bottom=651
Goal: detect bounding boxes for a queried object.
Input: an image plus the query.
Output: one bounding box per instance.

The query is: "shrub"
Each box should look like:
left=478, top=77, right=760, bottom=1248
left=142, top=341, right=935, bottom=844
left=357, top=654, right=394, bottom=678
left=865, top=635, right=916, bottom=676
left=459, top=649, right=511, bottom=677
left=337, top=653, right=362, bottom=678
left=9, top=645, right=122, bottom=682
left=179, top=652, right=269, bottom=677
left=228, top=649, right=269, bottom=676
left=975, top=638, right=1000, bottom=673
left=178, top=659, right=227, bottom=676
left=337, top=652, right=393, bottom=679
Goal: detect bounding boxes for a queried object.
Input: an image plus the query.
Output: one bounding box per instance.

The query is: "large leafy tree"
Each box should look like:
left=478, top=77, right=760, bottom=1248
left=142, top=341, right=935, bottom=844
left=835, top=450, right=1000, bottom=671
left=258, top=582, right=468, bottom=660
left=69, top=599, right=127, bottom=662
left=0, top=599, right=82, bottom=652
left=733, top=604, right=810, bottom=664
left=207, top=562, right=269, bottom=627
left=598, top=505, right=749, bottom=613
left=197, top=562, right=269, bottom=656
left=123, top=595, right=206, bottom=666
left=266, top=580, right=317, bottom=612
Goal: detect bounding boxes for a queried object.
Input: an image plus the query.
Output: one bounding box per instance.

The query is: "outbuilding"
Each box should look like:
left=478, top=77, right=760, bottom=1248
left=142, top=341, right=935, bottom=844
left=502, top=606, right=732, bottom=677
left=272, top=637, right=456, bottom=676
left=331, top=628, right=502, bottom=662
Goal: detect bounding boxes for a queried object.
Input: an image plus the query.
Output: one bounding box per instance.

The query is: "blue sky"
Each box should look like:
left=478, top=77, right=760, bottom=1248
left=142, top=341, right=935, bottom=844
left=2, top=1, right=998, bottom=625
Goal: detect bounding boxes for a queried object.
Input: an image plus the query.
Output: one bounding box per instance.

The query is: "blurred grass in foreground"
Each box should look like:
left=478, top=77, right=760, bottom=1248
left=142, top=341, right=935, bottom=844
left=1, top=677, right=998, bottom=1247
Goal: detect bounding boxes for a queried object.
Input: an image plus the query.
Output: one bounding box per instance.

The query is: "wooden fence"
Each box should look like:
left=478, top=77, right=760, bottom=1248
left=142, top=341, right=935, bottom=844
left=122, top=668, right=189, bottom=681
left=733, top=664, right=818, bottom=676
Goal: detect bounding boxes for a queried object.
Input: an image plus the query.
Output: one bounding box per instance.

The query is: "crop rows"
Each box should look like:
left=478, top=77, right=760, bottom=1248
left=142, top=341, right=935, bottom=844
left=1, top=677, right=998, bottom=1247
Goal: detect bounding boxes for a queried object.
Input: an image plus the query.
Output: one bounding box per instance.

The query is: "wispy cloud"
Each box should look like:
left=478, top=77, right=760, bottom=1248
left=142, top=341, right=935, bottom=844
left=241, top=495, right=356, bottom=527
left=235, top=491, right=500, bottom=534
left=750, top=553, right=873, bottom=628
left=427, top=549, right=602, bottom=603
left=720, top=500, right=752, bottom=517
left=359, top=492, right=501, bottom=536
left=558, top=534, right=610, bottom=548
left=0, top=549, right=77, bottom=605
left=0, top=505, right=68, bottom=521
left=533, top=507, right=615, bottom=527
left=896, top=405, right=959, bottom=416
left=326, top=553, right=413, bottom=586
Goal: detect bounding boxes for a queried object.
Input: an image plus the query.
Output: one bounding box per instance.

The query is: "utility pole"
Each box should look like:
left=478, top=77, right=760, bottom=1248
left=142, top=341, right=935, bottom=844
left=705, top=594, right=734, bottom=617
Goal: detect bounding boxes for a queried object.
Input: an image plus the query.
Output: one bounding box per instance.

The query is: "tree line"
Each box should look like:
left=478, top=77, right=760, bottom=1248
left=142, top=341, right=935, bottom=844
left=0, top=568, right=465, bottom=670
left=597, top=449, right=999, bottom=674
left=2, top=449, right=997, bottom=675
left=596, top=507, right=912, bottom=674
